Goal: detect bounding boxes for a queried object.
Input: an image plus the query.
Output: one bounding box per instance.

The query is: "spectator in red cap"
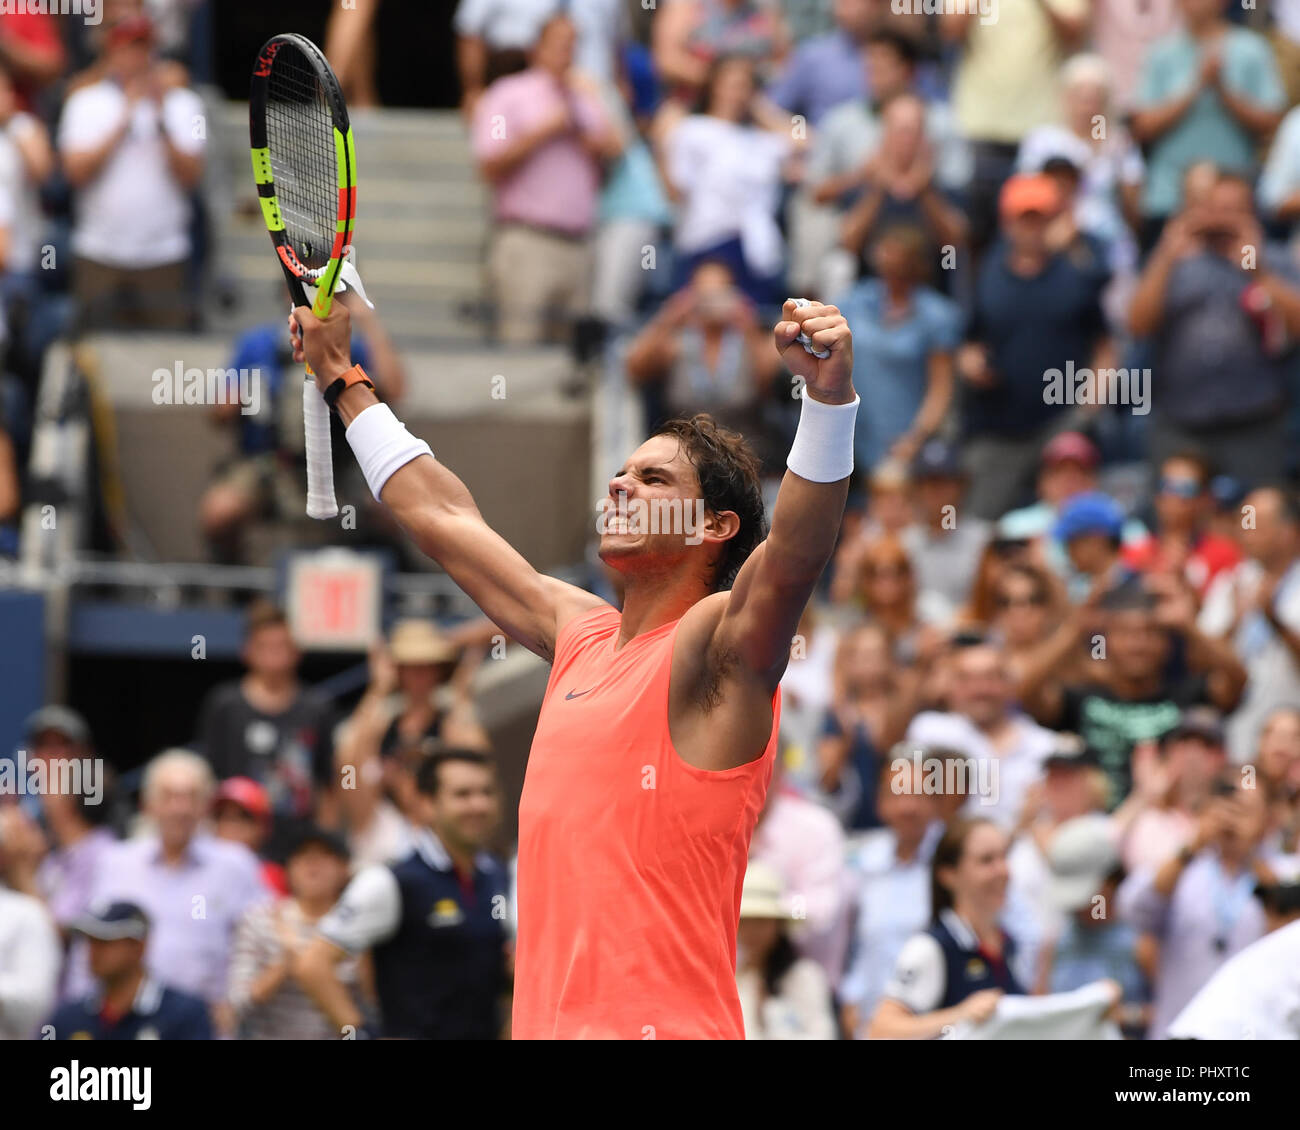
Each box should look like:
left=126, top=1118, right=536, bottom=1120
left=998, top=431, right=1147, bottom=586
left=1121, top=451, right=1241, bottom=597
left=957, top=173, right=1115, bottom=520
left=57, top=11, right=206, bottom=329
left=0, top=6, right=65, bottom=112
left=212, top=778, right=288, bottom=898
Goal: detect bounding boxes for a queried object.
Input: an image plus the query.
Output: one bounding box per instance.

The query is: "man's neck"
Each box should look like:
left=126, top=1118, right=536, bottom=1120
left=615, top=575, right=707, bottom=649
left=159, top=837, right=191, bottom=867
left=1188, top=18, right=1223, bottom=41
left=434, top=828, right=477, bottom=876
left=1007, top=248, right=1048, bottom=277
left=102, top=967, right=144, bottom=1016
left=243, top=672, right=297, bottom=707
left=894, top=833, right=923, bottom=863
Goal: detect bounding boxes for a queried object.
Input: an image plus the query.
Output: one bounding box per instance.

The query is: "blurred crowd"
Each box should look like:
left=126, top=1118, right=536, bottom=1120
left=5, top=0, right=1300, bottom=1041
left=456, top=0, right=1300, bottom=1038
left=0, top=0, right=213, bottom=556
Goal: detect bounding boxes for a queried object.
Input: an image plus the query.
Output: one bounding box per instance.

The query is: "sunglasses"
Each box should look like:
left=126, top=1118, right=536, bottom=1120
left=1159, top=477, right=1203, bottom=499
left=996, top=593, right=1046, bottom=609
left=865, top=563, right=910, bottom=579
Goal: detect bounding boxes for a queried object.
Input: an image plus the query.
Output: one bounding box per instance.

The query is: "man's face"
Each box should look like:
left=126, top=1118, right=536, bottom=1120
left=949, top=646, right=1009, bottom=728
left=533, top=17, right=576, bottom=74
left=1257, top=710, right=1300, bottom=786
left=880, top=96, right=925, bottom=167
left=421, top=760, right=500, bottom=850
left=878, top=762, right=936, bottom=841
left=243, top=624, right=299, bottom=680
left=866, top=42, right=910, bottom=103
left=147, top=768, right=206, bottom=849
left=1239, top=489, right=1296, bottom=562
left=1197, top=179, right=1251, bottom=254
left=1164, top=736, right=1225, bottom=791
left=691, top=262, right=741, bottom=327
left=212, top=801, right=264, bottom=851
left=1039, top=459, right=1094, bottom=506
left=1043, top=764, right=1093, bottom=820
left=836, top=0, right=881, bottom=39
left=601, top=435, right=730, bottom=580
left=1155, top=458, right=1207, bottom=532
left=88, top=936, right=143, bottom=982
left=1065, top=532, right=1114, bottom=576
left=915, top=474, right=963, bottom=519
left=1107, top=608, right=1169, bottom=678
left=396, top=661, right=443, bottom=699
left=1179, top=0, right=1226, bottom=25
left=1005, top=209, right=1051, bottom=254
left=286, top=843, right=348, bottom=903
left=30, top=728, right=81, bottom=763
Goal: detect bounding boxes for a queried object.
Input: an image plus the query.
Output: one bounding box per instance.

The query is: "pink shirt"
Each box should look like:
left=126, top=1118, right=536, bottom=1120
left=1123, top=806, right=1196, bottom=873
left=751, top=785, right=851, bottom=981
left=472, top=69, right=607, bottom=237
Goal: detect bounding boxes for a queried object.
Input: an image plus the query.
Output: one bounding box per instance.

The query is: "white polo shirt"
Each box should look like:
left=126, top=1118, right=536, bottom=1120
left=1166, top=919, right=1300, bottom=1040
left=0, top=886, right=60, bottom=1040
left=57, top=79, right=206, bottom=269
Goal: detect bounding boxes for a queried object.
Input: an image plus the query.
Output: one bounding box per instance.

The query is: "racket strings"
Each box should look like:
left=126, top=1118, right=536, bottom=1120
left=265, top=46, right=338, bottom=273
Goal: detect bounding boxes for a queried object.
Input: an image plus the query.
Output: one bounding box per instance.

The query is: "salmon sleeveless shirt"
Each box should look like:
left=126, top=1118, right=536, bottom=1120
left=513, top=605, right=780, bottom=1039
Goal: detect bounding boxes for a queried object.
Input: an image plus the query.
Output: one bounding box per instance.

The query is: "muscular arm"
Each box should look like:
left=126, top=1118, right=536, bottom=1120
left=292, top=303, right=605, bottom=660
left=713, top=303, right=855, bottom=691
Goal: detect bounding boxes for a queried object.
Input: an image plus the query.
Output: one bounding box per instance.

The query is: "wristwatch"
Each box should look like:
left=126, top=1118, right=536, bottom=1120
left=322, top=363, right=375, bottom=410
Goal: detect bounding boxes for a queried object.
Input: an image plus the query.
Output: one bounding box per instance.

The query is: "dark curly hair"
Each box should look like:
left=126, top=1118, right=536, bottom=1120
left=651, top=414, right=768, bottom=592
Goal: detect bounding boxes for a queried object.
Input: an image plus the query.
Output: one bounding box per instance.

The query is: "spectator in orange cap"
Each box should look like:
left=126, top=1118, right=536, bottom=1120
left=957, top=172, right=1114, bottom=520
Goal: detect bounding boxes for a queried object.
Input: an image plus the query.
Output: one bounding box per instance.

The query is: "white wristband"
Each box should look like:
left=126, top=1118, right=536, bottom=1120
left=345, top=403, right=433, bottom=500
left=786, top=392, right=859, bottom=483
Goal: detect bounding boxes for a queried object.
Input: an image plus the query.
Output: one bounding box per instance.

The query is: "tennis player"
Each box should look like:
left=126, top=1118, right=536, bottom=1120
left=290, top=296, right=857, bottom=1039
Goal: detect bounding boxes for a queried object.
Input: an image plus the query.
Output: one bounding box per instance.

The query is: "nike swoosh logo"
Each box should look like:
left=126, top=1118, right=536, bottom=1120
left=565, top=689, right=594, bottom=700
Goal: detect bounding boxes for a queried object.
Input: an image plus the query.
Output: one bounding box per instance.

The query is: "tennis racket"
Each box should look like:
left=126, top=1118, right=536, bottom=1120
left=249, top=33, right=358, bottom=519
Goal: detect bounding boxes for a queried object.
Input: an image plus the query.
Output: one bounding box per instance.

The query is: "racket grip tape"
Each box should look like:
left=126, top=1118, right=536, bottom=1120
left=303, top=377, right=339, bottom=519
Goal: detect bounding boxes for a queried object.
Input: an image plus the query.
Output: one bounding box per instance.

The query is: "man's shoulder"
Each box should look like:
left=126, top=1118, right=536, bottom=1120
left=0, top=884, right=52, bottom=925
left=63, top=79, right=117, bottom=112
left=905, top=710, right=971, bottom=743
left=201, top=679, right=247, bottom=710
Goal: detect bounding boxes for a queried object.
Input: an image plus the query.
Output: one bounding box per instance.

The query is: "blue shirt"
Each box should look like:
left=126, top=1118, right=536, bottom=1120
left=229, top=324, right=372, bottom=456
left=964, top=236, right=1110, bottom=438
left=836, top=279, right=962, bottom=470
left=765, top=30, right=865, bottom=126
left=1049, top=918, right=1147, bottom=1004
left=49, top=976, right=213, bottom=1040
left=1135, top=26, right=1284, bottom=218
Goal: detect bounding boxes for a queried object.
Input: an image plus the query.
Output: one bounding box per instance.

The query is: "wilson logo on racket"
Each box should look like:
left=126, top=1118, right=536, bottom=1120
left=253, top=41, right=280, bottom=78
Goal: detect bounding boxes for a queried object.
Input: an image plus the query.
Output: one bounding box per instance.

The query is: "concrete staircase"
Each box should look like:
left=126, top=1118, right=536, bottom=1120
left=209, top=103, right=491, bottom=348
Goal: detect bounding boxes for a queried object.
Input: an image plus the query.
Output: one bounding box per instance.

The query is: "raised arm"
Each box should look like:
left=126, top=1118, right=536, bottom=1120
left=291, top=301, right=605, bottom=660
left=715, top=301, right=856, bottom=691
